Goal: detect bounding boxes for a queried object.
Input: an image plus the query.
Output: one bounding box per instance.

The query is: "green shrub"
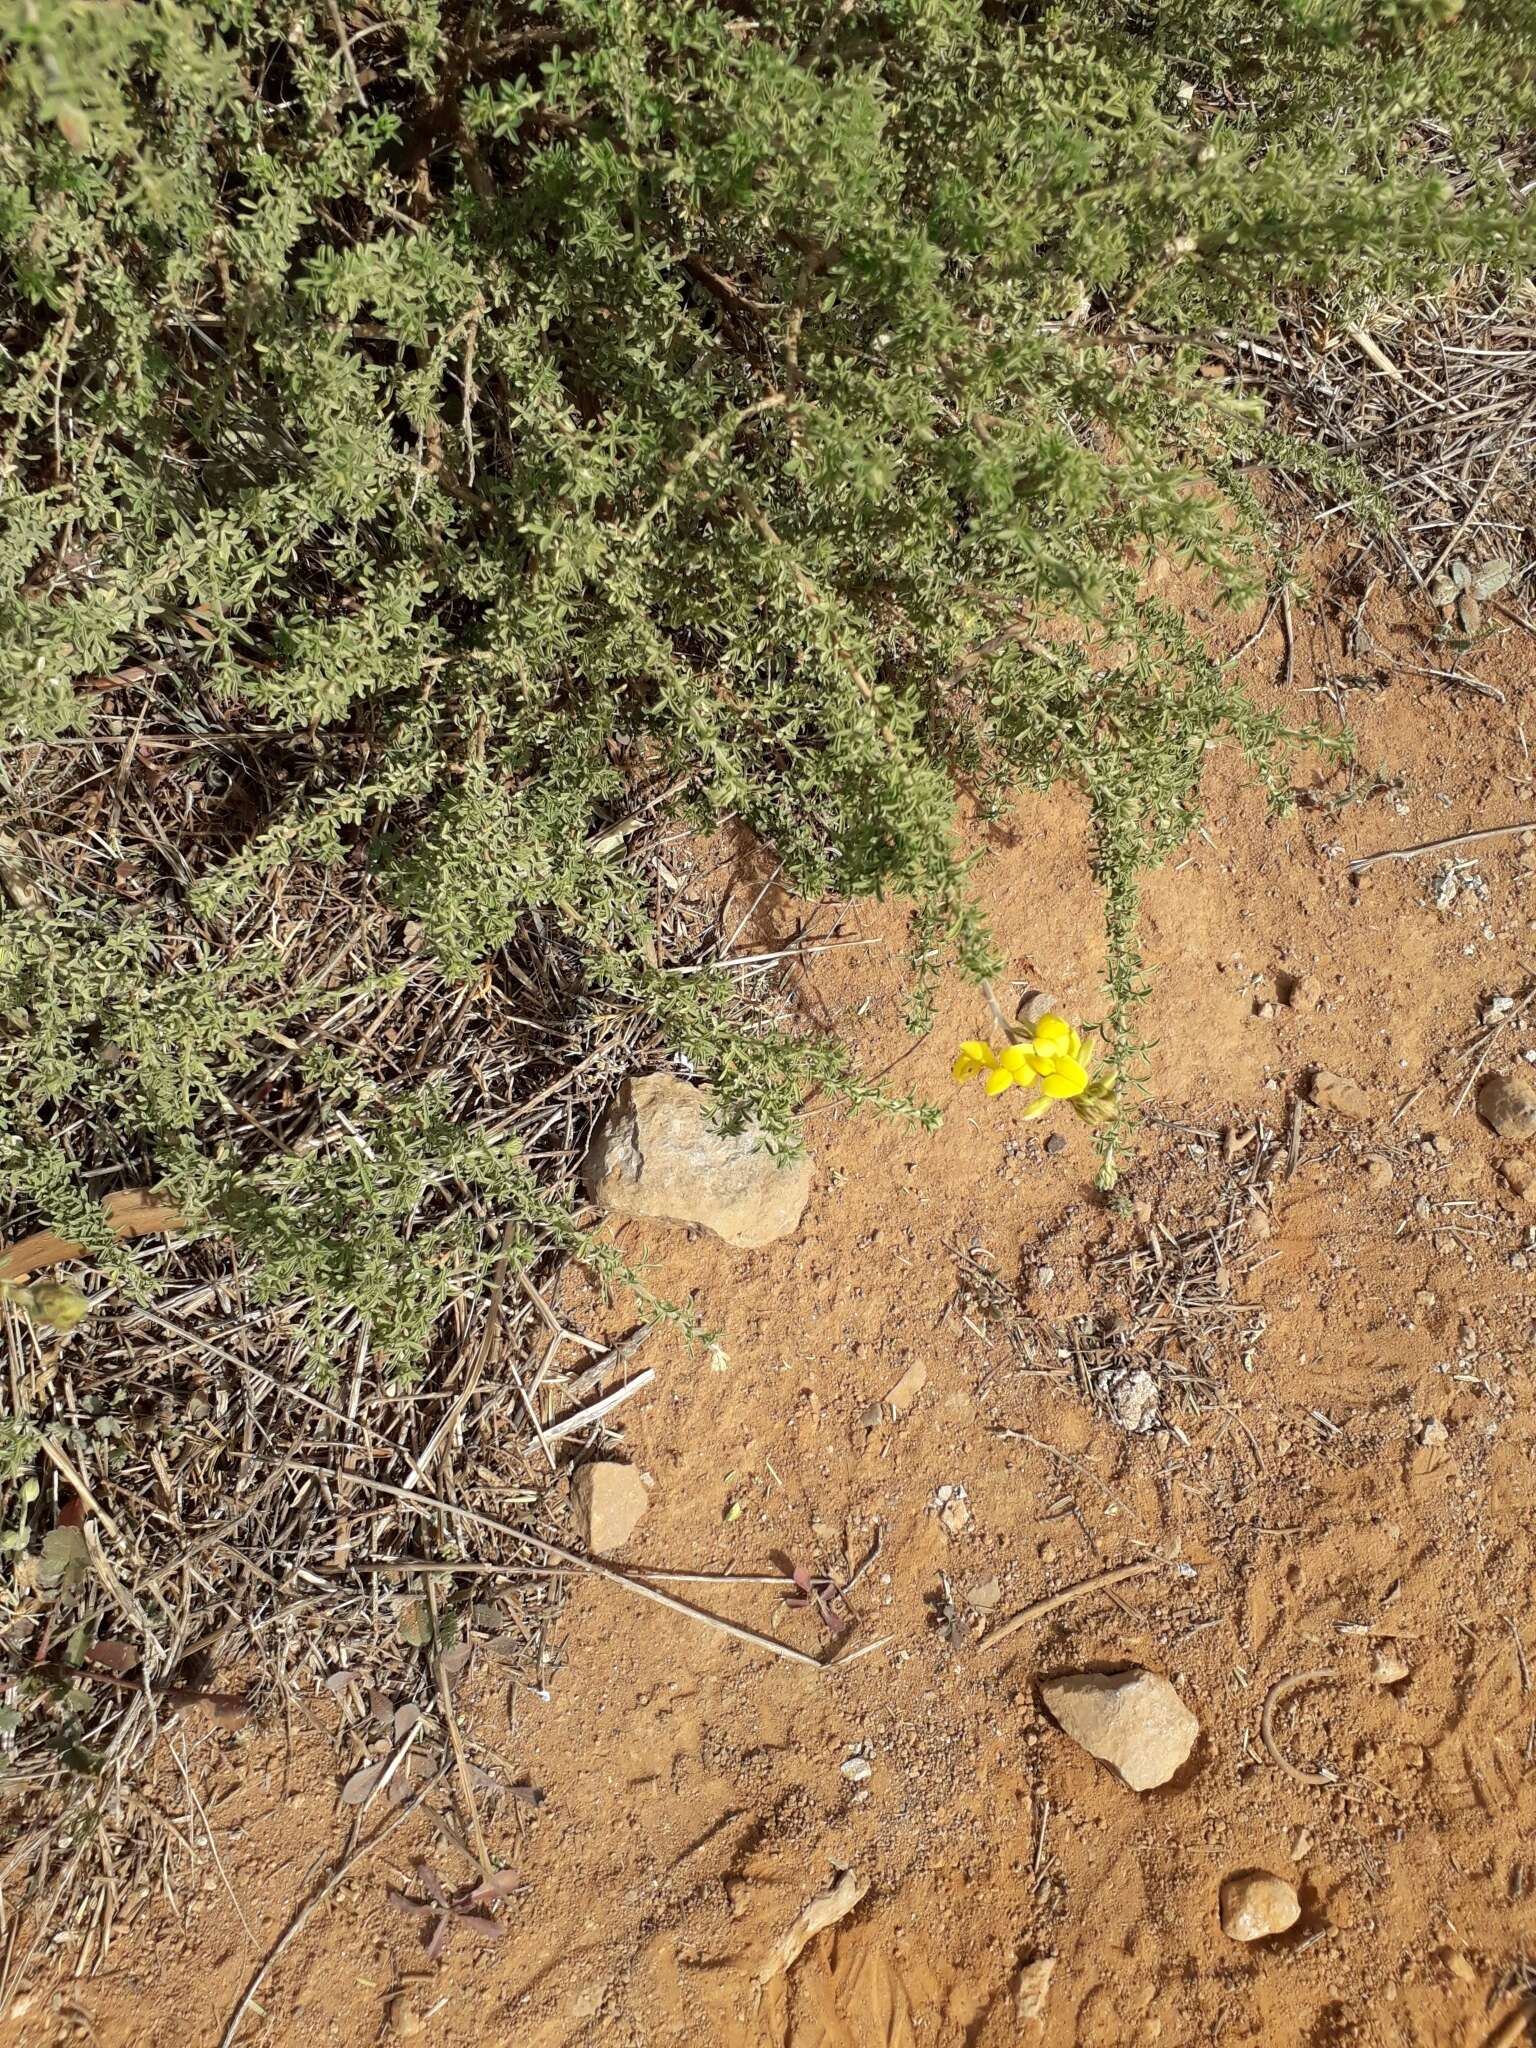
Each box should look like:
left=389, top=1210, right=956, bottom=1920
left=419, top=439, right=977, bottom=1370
left=1, top=0, right=1532, bottom=1345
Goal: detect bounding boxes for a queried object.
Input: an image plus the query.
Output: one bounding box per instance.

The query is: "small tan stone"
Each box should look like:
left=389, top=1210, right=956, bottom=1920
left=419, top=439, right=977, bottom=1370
left=1014, top=1956, right=1056, bottom=2026
left=1039, top=1668, right=1198, bottom=1791
left=1220, top=1870, right=1301, bottom=1943
left=386, top=1993, right=422, bottom=2039
left=572, top=1461, right=649, bottom=1554
left=1373, top=1642, right=1410, bottom=1686
left=1364, top=1155, right=1394, bottom=1189
left=1478, top=1072, right=1536, bottom=1143
left=1501, top=1156, right=1536, bottom=1198
left=1307, top=1069, right=1371, bottom=1120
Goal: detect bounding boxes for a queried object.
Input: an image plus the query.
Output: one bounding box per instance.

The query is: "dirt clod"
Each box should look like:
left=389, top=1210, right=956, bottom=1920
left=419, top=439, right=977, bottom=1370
left=1284, top=972, right=1321, bottom=1013
left=1219, top=1870, right=1301, bottom=1943
left=1039, top=1667, right=1198, bottom=1790
left=1306, top=1068, right=1371, bottom=1119
left=583, top=1073, right=813, bottom=1247
left=1477, top=1071, right=1536, bottom=1142
left=571, top=1461, right=649, bottom=1553
left=1364, top=1155, right=1394, bottom=1188
left=1500, top=1157, right=1536, bottom=1198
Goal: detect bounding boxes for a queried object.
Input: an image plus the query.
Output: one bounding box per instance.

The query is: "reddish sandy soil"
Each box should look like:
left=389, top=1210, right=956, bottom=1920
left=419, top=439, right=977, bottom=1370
left=6, top=569, right=1536, bottom=2048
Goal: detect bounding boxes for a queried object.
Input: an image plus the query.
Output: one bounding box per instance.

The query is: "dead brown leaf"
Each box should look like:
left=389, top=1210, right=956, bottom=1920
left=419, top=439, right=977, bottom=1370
left=0, top=1189, right=185, bottom=1284
left=754, top=1868, right=869, bottom=1985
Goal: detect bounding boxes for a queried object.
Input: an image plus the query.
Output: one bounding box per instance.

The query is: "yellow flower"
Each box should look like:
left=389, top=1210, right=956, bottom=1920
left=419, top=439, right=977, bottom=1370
left=950, top=1039, right=1037, bottom=1096
left=1026, top=1014, right=1089, bottom=1100
left=952, top=1011, right=1116, bottom=1124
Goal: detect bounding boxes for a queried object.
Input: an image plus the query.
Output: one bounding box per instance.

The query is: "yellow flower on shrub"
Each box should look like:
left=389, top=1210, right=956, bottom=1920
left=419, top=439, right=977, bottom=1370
left=951, top=1039, right=1035, bottom=1095
left=952, top=1013, right=1117, bottom=1125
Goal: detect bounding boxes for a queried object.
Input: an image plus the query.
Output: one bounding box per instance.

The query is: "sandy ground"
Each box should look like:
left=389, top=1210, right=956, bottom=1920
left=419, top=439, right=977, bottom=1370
left=6, top=570, right=1536, bottom=2048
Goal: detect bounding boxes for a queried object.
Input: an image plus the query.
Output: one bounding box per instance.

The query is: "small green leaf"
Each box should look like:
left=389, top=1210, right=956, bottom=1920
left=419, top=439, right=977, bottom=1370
left=56, top=1741, right=105, bottom=1776
left=398, top=1599, right=434, bottom=1649
left=1474, top=558, right=1512, bottom=599
left=38, top=1526, right=90, bottom=1592
left=0, top=1707, right=21, bottom=1737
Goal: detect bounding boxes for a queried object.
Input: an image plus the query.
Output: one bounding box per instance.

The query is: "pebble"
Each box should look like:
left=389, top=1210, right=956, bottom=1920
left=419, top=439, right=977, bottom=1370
left=1419, top=1418, right=1449, bottom=1448
left=1478, top=1072, right=1536, bottom=1143
left=1044, top=1133, right=1066, bottom=1157
left=386, top=1994, right=423, bottom=2039
left=1307, top=1069, right=1371, bottom=1120
left=1484, top=994, right=1518, bottom=1025
left=1039, top=1667, right=1198, bottom=1791
left=1219, top=1870, right=1301, bottom=1943
left=1109, top=1369, right=1161, bottom=1435
left=1364, top=1155, right=1394, bottom=1189
left=571, top=1461, right=650, bottom=1553
left=1373, top=1642, right=1410, bottom=1686
left=1502, top=1159, right=1536, bottom=1199
left=932, top=1484, right=972, bottom=1536
left=1018, top=990, right=1055, bottom=1028
left=1014, top=1956, right=1056, bottom=2026
left=840, top=1755, right=872, bottom=1784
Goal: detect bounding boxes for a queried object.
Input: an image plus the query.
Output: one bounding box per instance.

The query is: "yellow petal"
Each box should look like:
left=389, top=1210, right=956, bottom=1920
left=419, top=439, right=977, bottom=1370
left=1039, top=1054, right=1089, bottom=1098
left=998, top=1044, right=1038, bottom=1079
left=952, top=1040, right=995, bottom=1081
left=983, top=1064, right=1016, bottom=1095
left=1019, top=1092, right=1053, bottom=1119
left=1032, top=1015, right=1074, bottom=1058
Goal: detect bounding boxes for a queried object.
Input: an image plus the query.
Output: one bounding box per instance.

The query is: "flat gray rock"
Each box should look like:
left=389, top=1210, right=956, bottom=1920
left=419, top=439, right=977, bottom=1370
left=584, top=1073, right=812, bottom=1248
